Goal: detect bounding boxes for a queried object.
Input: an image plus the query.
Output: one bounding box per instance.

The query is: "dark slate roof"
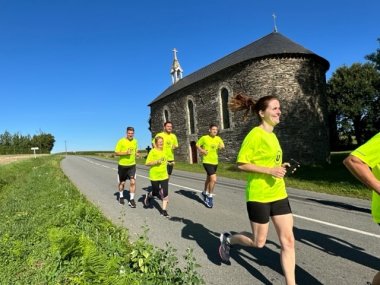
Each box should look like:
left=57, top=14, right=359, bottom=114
left=149, top=32, right=330, bottom=106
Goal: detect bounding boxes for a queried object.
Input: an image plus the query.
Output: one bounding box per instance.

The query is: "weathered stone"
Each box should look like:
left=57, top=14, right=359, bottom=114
left=149, top=34, right=330, bottom=166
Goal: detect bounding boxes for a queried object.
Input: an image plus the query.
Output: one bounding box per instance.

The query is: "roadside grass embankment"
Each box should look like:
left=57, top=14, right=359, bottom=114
left=87, top=150, right=370, bottom=200
left=0, top=156, right=204, bottom=284
left=137, top=151, right=370, bottom=200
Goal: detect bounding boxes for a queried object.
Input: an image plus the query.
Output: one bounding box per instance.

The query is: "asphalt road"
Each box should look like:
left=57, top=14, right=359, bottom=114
left=61, top=155, right=380, bottom=285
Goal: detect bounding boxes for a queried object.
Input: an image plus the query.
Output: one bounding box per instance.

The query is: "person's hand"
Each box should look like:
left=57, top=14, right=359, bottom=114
left=269, top=166, right=287, bottom=178
left=282, top=162, right=290, bottom=168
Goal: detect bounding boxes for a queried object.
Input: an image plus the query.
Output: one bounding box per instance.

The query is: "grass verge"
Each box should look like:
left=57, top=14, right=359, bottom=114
left=0, top=156, right=204, bottom=284
left=134, top=152, right=370, bottom=200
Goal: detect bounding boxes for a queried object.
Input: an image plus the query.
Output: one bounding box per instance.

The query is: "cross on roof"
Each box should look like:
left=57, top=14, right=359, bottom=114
left=272, top=13, right=278, bottom=32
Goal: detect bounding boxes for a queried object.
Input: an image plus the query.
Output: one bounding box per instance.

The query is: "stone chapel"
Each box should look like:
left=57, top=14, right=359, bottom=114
left=148, top=31, right=330, bottom=165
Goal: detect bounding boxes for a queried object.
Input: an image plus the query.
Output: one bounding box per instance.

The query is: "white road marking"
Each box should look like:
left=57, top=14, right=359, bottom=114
left=81, top=157, right=380, bottom=239
left=293, top=214, right=380, bottom=238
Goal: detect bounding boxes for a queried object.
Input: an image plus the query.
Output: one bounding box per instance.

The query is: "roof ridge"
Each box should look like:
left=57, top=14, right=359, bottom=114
left=149, top=32, right=329, bottom=106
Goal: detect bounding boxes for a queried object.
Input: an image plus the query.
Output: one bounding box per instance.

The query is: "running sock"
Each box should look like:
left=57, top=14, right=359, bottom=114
left=119, top=191, right=124, bottom=198
left=130, top=193, right=135, bottom=200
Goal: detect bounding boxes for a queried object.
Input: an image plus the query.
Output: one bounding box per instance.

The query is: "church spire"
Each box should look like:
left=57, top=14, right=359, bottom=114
left=272, top=13, right=278, bottom=33
left=170, top=48, right=183, bottom=84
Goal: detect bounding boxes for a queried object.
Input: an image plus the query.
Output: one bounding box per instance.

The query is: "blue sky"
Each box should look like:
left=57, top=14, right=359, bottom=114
left=0, top=0, right=379, bottom=153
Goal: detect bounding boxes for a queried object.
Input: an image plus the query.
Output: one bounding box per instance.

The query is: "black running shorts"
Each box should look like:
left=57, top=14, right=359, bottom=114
left=246, top=197, right=292, bottom=224
left=151, top=179, right=169, bottom=199
left=203, top=163, right=218, bottom=176
left=118, top=165, right=136, bottom=182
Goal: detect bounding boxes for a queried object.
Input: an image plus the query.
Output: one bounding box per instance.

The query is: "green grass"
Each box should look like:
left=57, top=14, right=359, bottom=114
left=137, top=152, right=370, bottom=200
left=0, top=156, right=204, bottom=284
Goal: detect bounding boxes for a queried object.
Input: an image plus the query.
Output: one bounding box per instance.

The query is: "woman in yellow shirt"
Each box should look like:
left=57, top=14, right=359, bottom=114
left=144, top=136, right=170, bottom=217
left=219, top=94, right=295, bottom=285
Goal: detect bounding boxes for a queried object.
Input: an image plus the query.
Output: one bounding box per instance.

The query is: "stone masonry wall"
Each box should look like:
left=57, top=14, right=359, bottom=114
left=150, top=55, right=330, bottom=165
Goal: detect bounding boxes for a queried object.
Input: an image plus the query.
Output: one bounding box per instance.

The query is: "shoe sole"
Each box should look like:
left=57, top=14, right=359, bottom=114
left=161, top=211, right=170, bottom=218
left=219, top=233, right=230, bottom=262
left=218, top=245, right=229, bottom=262
left=205, top=200, right=212, bottom=208
left=144, top=195, right=151, bottom=207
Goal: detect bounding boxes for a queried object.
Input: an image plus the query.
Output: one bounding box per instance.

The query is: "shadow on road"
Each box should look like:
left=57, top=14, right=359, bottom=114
left=305, top=199, right=370, bottom=214
left=294, top=226, right=380, bottom=271
left=170, top=189, right=378, bottom=283
left=170, top=216, right=322, bottom=284
left=170, top=216, right=221, bottom=265
left=174, top=189, right=206, bottom=206
left=138, top=187, right=164, bottom=214
left=233, top=239, right=323, bottom=284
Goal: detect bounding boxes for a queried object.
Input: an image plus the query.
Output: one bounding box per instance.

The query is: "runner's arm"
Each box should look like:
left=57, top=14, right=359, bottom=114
left=343, top=155, right=380, bottom=194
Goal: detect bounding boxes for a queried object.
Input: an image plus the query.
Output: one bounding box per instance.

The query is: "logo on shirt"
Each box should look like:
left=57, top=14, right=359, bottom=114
left=275, top=151, right=281, bottom=164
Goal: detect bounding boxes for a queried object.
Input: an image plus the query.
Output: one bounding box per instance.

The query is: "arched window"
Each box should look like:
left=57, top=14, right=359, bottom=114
left=220, top=88, right=231, bottom=129
left=163, top=107, right=170, bottom=122
left=187, top=100, right=195, bottom=134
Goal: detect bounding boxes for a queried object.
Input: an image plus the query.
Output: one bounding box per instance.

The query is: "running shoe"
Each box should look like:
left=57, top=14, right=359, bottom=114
left=144, top=194, right=151, bottom=208
left=219, top=232, right=232, bottom=262
left=119, top=197, right=125, bottom=205
left=201, top=191, right=207, bottom=201
left=205, top=196, right=213, bottom=208
left=161, top=210, right=170, bottom=218
left=128, top=199, right=136, bottom=208
left=208, top=196, right=214, bottom=208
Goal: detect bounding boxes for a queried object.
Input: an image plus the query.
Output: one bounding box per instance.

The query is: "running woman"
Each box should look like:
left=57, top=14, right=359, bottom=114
left=196, top=124, right=225, bottom=208
left=153, top=121, right=178, bottom=178
left=343, top=132, right=380, bottom=285
left=145, top=136, right=170, bottom=217
left=114, top=126, right=139, bottom=207
left=219, top=94, right=296, bottom=285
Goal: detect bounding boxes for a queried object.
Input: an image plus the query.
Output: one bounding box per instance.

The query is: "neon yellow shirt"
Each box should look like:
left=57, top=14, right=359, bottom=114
left=154, top=132, right=178, bottom=161
left=146, top=148, right=168, bottom=181
left=196, top=135, right=224, bottom=165
left=114, top=138, right=138, bottom=166
left=351, top=132, right=380, bottom=224
left=237, top=127, right=287, bottom=203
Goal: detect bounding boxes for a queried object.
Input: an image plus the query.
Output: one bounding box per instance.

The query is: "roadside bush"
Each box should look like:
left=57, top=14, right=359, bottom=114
left=0, top=156, right=204, bottom=284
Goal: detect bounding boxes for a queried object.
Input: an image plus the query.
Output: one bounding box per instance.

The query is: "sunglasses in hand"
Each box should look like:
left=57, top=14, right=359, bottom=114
left=286, top=159, right=301, bottom=175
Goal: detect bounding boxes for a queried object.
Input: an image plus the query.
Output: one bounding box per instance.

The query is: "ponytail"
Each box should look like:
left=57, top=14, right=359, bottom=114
left=229, top=94, right=279, bottom=121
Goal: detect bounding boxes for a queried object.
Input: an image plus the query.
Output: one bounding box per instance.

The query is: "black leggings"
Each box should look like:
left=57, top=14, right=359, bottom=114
left=151, top=179, right=169, bottom=200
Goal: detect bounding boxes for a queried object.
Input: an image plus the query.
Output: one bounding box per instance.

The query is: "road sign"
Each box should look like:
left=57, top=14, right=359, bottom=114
left=31, top=147, right=39, bottom=158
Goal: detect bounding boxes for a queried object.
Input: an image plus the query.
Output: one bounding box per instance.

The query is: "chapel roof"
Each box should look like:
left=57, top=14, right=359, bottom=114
left=149, top=32, right=330, bottom=106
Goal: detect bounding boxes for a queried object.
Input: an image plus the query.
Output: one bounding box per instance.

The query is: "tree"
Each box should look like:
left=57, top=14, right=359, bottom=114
left=365, top=38, right=380, bottom=71
left=0, top=130, right=55, bottom=154
left=327, top=63, right=380, bottom=147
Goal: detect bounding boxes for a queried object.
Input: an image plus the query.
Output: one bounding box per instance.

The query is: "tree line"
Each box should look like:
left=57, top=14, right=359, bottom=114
left=1, top=39, right=378, bottom=154
left=0, top=131, right=55, bottom=154
left=327, top=38, right=380, bottom=149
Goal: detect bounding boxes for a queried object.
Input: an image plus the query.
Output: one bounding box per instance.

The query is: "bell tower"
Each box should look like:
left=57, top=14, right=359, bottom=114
left=170, top=48, right=183, bottom=84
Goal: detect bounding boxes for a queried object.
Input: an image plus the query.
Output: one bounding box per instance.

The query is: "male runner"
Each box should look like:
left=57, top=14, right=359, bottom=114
left=114, top=126, right=139, bottom=207
left=196, top=124, right=225, bottom=208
